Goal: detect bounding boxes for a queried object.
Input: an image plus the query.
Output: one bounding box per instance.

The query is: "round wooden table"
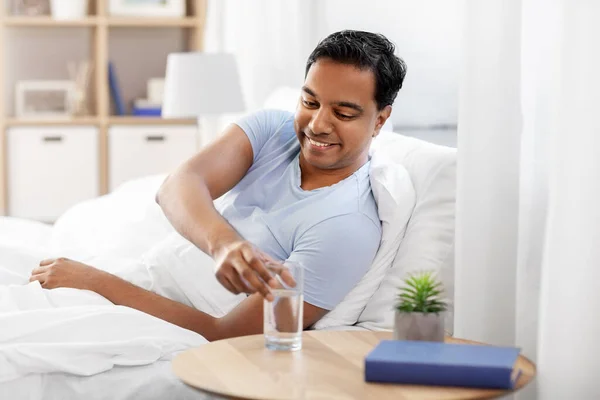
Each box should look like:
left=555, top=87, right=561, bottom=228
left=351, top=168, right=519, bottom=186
left=172, top=331, right=536, bottom=400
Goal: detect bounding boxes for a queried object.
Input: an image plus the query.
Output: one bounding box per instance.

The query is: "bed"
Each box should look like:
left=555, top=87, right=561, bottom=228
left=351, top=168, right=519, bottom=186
left=0, top=124, right=456, bottom=399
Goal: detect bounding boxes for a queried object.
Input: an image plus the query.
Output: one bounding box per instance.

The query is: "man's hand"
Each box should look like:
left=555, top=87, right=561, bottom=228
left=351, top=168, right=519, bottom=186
left=213, top=241, right=296, bottom=302
left=29, top=257, right=104, bottom=291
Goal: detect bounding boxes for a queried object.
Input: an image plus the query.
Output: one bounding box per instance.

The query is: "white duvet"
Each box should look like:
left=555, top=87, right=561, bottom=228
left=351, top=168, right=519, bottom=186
left=0, top=234, right=246, bottom=384
left=0, top=153, right=415, bottom=384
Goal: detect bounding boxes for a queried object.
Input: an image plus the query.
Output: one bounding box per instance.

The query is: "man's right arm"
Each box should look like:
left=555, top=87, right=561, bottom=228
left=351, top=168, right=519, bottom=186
left=156, top=123, right=250, bottom=258
left=155, top=123, right=280, bottom=298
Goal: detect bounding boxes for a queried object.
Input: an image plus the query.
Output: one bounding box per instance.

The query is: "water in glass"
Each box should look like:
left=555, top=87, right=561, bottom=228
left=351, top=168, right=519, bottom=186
left=264, top=288, right=304, bottom=351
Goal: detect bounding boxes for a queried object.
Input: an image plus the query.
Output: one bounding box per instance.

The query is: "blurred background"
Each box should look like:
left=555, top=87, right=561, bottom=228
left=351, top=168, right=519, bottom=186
left=0, top=0, right=462, bottom=222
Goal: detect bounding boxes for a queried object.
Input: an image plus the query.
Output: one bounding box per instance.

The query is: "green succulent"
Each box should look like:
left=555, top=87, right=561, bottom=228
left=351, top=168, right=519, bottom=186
left=395, top=271, right=447, bottom=314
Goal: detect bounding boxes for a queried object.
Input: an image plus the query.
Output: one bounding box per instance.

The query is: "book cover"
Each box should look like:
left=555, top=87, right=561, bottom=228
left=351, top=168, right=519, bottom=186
left=132, top=107, right=161, bottom=117
left=365, top=340, right=521, bottom=389
left=108, top=61, right=125, bottom=116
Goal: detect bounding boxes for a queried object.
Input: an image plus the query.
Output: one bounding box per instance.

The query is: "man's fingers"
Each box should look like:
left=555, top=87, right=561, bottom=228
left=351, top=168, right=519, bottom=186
left=225, top=275, right=243, bottom=294
left=240, top=249, right=276, bottom=301
left=241, top=266, right=274, bottom=301
left=216, top=273, right=238, bottom=294
left=279, top=268, right=296, bottom=287
left=229, top=258, right=258, bottom=293
left=29, top=273, right=44, bottom=284
left=31, top=266, right=48, bottom=276
left=229, top=272, right=253, bottom=295
left=241, top=247, right=276, bottom=287
left=265, top=264, right=297, bottom=288
left=214, top=244, right=294, bottom=302
left=39, top=259, right=55, bottom=267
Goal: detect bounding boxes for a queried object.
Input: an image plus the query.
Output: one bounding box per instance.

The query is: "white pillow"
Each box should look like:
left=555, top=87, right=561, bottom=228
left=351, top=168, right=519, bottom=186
left=314, top=153, right=415, bottom=329
left=357, top=131, right=456, bottom=332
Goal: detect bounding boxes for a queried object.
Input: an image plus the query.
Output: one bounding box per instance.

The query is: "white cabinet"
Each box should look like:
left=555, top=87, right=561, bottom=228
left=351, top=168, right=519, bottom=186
left=7, top=126, right=99, bottom=222
left=108, top=125, right=199, bottom=191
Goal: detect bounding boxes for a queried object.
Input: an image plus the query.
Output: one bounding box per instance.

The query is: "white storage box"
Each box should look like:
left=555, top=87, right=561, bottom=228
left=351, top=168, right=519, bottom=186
left=108, top=125, right=198, bottom=192
left=7, top=126, right=99, bottom=222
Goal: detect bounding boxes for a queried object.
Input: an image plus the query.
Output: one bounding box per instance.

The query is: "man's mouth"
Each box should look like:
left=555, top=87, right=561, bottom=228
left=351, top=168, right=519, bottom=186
left=306, top=136, right=335, bottom=148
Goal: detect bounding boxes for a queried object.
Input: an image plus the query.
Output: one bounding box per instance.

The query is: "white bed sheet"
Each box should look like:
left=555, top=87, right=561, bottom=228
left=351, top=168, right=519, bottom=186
left=0, top=184, right=224, bottom=399
left=0, top=361, right=219, bottom=400
left=0, top=217, right=53, bottom=252
left=0, top=157, right=411, bottom=398
left=0, top=229, right=232, bottom=399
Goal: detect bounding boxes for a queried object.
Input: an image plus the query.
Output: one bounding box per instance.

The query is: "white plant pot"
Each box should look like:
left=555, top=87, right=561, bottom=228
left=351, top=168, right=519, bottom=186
left=50, top=0, right=88, bottom=20
left=393, top=311, right=445, bottom=342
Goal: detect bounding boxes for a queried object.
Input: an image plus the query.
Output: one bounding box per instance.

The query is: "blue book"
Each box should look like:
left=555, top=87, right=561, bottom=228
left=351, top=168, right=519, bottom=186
left=365, top=340, right=521, bottom=389
left=108, top=62, right=125, bottom=116
left=132, top=107, right=161, bottom=117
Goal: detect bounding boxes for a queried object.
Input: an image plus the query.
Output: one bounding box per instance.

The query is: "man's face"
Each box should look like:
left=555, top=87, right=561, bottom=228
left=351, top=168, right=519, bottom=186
left=294, top=58, right=390, bottom=172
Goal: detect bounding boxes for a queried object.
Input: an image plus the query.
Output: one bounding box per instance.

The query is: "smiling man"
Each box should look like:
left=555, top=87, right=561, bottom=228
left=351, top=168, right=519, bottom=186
left=30, top=30, right=407, bottom=341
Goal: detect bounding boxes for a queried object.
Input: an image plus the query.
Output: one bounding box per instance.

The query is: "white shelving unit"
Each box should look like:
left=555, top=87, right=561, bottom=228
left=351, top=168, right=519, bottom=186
left=0, top=0, right=207, bottom=219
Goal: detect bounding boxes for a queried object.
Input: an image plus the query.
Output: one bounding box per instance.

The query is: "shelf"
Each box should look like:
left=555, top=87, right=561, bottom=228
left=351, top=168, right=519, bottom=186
left=4, top=117, right=198, bottom=126
left=0, top=1, right=208, bottom=209
left=107, top=17, right=199, bottom=27
left=2, top=16, right=200, bottom=28
left=5, top=117, right=100, bottom=126
left=3, top=16, right=98, bottom=27
left=107, top=116, right=197, bottom=125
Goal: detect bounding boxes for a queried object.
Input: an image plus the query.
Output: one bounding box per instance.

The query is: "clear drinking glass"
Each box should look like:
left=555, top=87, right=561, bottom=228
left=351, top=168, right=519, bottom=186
left=263, top=260, right=304, bottom=351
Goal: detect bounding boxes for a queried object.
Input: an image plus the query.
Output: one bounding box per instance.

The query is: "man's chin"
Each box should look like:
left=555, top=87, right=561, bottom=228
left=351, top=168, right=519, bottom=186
left=303, top=157, right=339, bottom=171
left=301, top=145, right=344, bottom=167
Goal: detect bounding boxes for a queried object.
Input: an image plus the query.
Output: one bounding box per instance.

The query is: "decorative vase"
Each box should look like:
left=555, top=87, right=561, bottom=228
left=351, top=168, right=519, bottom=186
left=393, top=311, right=445, bottom=342
left=50, top=0, right=88, bottom=20
left=13, top=0, right=49, bottom=16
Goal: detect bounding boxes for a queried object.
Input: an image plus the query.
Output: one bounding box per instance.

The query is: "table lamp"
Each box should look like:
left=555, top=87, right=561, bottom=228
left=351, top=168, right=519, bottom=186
left=162, top=52, right=246, bottom=146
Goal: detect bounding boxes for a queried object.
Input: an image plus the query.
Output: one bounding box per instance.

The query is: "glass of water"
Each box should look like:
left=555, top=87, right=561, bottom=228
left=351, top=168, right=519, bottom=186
left=263, top=260, right=304, bottom=351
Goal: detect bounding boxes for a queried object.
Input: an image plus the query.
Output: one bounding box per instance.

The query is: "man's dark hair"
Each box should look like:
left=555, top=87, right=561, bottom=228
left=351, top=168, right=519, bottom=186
left=305, top=30, right=407, bottom=110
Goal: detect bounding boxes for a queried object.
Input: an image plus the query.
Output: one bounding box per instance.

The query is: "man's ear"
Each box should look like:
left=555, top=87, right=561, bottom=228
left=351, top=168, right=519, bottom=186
left=373, top=105, right=392, bottom=138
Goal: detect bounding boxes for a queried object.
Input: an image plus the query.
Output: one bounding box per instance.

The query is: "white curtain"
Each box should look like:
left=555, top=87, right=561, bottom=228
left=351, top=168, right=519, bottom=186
left=204, top=0, right=319, bottom=112
left=456, top=0, right=600, bottom=398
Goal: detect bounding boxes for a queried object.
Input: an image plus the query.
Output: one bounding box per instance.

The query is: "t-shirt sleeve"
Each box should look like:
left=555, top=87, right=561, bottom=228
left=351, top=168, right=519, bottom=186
left=234, top=109, right=293, bottom=163
left=285, top=214, right=382, bottom=311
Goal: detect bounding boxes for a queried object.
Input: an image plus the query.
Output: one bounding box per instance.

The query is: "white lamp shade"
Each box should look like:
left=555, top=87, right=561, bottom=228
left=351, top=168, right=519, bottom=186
left=162, top=53, right=245, bottom=117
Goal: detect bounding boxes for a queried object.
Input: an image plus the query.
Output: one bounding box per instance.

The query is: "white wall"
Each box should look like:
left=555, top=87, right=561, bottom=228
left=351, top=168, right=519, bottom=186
left=204, top=0, right=319, bottom=112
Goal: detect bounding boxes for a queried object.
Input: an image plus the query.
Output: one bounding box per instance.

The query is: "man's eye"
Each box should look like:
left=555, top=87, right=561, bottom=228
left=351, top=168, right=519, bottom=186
left=302, top=99, right=318, bottom=108
left=336, top=112, right=354, bottom=120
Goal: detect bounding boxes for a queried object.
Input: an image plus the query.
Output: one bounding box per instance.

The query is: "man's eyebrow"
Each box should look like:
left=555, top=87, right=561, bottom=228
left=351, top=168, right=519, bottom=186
left=302, top=86, right=364, bottom=113
left=302, top=86, right=317, bottom=97
left=335, top=101, right=363, bottom=113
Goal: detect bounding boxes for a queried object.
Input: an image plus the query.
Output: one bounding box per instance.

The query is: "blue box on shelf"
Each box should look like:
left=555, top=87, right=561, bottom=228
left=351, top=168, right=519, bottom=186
left=132, top=98, right=162, bottom=117
left=132, top=106, right=161, bottom=117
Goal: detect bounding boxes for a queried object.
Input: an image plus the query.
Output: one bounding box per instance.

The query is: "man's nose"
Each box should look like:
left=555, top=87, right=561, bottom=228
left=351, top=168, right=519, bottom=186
left=308, top=108, right=333, bottom=135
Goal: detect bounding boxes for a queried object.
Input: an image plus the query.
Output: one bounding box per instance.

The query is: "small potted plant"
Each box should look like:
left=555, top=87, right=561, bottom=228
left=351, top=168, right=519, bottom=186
left=394, top=270, right=447, bottom=342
